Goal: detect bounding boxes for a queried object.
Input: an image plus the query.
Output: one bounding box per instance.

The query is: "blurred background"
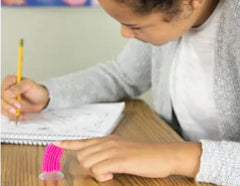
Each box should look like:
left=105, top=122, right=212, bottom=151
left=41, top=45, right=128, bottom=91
left=1, top=5, right=152, bottom=106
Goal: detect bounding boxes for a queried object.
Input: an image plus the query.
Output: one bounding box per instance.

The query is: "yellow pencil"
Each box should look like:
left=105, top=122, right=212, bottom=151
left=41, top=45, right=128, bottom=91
left=15, top=38, right=24, bottom=125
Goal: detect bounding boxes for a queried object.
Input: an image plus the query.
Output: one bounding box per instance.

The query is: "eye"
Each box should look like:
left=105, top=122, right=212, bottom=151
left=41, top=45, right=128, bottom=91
left=131, top=27, right=141, bottom=30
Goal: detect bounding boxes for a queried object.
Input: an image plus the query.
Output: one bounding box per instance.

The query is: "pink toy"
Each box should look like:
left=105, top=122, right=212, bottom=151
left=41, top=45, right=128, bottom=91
left=42, top=144, right=63, bottom=172
left=39, top=144, right=64, bottom=180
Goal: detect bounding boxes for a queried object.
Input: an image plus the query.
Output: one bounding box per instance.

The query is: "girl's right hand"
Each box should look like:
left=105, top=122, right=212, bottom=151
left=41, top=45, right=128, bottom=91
left=1, top=75, right=50, bottom=120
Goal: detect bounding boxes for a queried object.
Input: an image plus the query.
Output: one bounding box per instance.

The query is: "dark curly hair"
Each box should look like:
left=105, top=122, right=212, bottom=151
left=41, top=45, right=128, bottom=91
left=114, top=0, right=182, bottom=15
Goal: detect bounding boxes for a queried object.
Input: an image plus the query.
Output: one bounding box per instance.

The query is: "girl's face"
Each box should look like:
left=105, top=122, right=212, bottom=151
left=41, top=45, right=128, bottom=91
left=98, top=0, right=200, bottom=46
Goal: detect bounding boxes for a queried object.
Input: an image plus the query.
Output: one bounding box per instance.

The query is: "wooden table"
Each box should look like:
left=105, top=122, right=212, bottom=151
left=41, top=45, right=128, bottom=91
left=1, top=99, right=214, bottom=186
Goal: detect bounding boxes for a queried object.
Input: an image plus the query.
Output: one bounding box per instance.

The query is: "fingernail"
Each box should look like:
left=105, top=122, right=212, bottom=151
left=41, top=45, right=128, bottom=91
left=21, top=114, right=26, bottom=121
left=19, top=115, right=24, bottom=121
left=104, top=174, right=113, bottom=180
left=14, top=103, right=21, bottom=109
left=99, top=174, right=113, bottom=182
left=9, top=108, right=16, bottom=114
left=53, top=141, right=62, bottom=146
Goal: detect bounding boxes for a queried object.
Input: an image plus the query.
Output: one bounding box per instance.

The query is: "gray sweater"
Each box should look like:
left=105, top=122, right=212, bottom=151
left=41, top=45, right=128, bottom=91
left=42, top=0, right=240, bottom=185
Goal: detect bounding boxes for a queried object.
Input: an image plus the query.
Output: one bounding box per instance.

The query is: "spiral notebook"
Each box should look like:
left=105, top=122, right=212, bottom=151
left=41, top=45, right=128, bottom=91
left=1, top=102, right=125, bottom=145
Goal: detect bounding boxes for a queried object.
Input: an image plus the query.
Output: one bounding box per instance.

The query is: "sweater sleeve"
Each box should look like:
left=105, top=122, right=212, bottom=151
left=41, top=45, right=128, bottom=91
left=196, top=140, right=240, bottom=186
left=40, top=39, right=152, bottom=110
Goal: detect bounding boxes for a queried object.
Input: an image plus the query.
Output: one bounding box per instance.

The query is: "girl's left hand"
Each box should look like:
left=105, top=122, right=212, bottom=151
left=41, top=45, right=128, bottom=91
left=54, top=135, right=201, bottom=182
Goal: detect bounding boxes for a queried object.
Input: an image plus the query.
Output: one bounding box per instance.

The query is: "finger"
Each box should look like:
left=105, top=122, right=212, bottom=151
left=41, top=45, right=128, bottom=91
left=77, top=143, right=104, bottom=161
left=1, top=75, right=17, bottom=92
left=81, top=148, right=116, bottom=169
left=54, top=135, right=115, bottom=151
left=1, top=98, right=17, bottom=116
left=94, top=173, right=113, bottom=182
left=1, top=109, right=16, bottom=120
left=91, top=158, right=125, bottom=178
left=20, top=112, right=27, bottom=120
left=1, top=95, right=21, bottom=110
left=77, top=139, right=118, bottom=161
left=53, top=138, right=103, bottom=151
left=1, top=99, right=24, bottom=120
left=1, top=108, right=24, bottom=121
left=3, top=79, right=33, bottom=99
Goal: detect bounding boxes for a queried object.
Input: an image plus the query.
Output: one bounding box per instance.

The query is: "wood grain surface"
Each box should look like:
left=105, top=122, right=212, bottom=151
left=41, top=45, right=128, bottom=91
left=1, top=99, right=214, bottom=186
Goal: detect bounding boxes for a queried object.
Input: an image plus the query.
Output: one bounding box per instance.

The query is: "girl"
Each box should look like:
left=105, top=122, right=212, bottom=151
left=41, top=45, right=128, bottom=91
left=2, top=0, right=240, bottom=185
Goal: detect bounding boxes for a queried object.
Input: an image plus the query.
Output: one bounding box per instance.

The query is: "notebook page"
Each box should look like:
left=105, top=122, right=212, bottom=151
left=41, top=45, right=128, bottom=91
left=1, top=102, right=125, bottom=142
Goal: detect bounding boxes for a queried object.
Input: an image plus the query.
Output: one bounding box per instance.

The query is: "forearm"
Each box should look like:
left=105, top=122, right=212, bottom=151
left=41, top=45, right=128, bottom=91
left=40, top=65, right=133, bottom=110
left=40, top=39, right=152, bottom=110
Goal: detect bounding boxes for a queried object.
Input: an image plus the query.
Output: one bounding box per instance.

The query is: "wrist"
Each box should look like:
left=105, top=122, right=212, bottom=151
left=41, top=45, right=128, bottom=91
left=171, top=142, right=202, bottom=177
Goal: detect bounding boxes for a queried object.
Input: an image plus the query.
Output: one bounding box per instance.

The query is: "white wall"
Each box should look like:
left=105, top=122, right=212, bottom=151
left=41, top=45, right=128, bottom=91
left=1, top=7, right=152, bottom=106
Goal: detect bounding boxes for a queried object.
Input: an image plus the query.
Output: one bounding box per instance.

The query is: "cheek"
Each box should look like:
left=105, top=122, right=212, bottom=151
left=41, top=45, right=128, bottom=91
left=133, top=23, right=187, bottom=45
left=135, top=27, right=168, bottom=42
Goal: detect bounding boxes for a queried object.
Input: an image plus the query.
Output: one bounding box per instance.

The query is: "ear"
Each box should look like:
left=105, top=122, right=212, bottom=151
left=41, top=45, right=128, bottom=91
left=190, top=0, right=204, bottom=9
left=181, top=0, right=203, bottom=18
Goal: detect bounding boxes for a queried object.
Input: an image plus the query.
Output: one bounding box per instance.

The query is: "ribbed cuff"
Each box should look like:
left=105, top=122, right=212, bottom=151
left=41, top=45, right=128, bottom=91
left=196, top=140, right=240, bottom=186
left=39, top=80, right=57, bottom=110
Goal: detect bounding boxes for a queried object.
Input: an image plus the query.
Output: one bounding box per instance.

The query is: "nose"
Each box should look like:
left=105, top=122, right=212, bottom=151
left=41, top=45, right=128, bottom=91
left=121, top=25, right=135, bottom=39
